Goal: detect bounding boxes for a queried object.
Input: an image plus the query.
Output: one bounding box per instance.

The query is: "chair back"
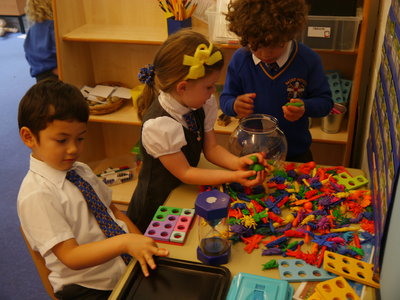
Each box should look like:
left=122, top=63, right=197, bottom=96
left=20, top=227, right=57, bottom=300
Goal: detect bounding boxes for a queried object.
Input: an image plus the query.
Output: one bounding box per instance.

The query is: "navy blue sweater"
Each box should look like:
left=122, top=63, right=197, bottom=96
left=220, top=41, right=333, bottom=158
left=24, top=20, right=57, bottom=77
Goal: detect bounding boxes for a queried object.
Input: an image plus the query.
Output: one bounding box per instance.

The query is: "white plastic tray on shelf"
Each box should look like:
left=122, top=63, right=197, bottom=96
left=205, top=4, right=239, bottom=45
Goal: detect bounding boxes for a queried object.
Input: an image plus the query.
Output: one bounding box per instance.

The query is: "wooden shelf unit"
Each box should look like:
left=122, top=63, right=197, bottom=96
left=53, top=0, right=372, bottom=203
left=0, top=0, right=26, bottom=15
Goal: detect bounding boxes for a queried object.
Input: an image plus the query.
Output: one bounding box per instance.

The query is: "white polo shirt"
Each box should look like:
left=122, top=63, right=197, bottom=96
left=17, top=156, right=128, bottom=293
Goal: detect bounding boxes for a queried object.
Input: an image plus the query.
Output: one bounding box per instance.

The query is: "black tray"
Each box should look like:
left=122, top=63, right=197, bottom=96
left=117, top=257, right=231, bottom=300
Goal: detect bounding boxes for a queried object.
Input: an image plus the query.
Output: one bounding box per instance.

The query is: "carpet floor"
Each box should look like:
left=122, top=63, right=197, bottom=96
left=0, top=32, right=49, bottom=299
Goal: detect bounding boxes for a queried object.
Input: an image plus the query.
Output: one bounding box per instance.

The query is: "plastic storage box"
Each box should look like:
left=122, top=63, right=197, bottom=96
left=307, top=0, right=357, bottom=16
left=226, top=272, right=294, bottom=300
left=299, top=14, right=362, bottom=51
left=205, top=6, right=239, bottom=44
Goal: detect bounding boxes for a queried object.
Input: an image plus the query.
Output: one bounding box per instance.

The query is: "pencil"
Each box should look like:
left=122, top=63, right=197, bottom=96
left=187, top=2, right=197, bottom=17
left=158, top=0, right=195, bottom=20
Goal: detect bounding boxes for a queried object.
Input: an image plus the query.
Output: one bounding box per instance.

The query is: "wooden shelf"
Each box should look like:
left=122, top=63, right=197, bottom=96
left=86, top=154, right=138, bottom=205
left=89, top=102, right=140, bottom=125
left=63, top=24, right=168, bottom=44
left=309, top=118, right=347, bottom=144
left=110, top=154, right=219, bottom=206
left=88, top=102, right=238, bottom=134
left=54, top=0, right=372, bottom=167
left=62, top=23, right=359, bottom=57
left=110, top=180, right=137, bottom=205
left=315, top=49, right=358, bottom=56
left=89, top=103, right=347, bottom=144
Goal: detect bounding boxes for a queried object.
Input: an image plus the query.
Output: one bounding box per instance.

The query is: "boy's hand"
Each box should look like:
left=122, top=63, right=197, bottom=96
left=234, top=93, right=256, bottom=117
left=282, top=99, right=305, bottom=122
left=125, top=234, right=169, bottom=277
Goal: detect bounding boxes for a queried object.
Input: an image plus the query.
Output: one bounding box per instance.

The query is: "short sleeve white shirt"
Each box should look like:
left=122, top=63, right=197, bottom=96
left=17, top=155, right=128, bottom=293
left=142, top=91, right=218, bottom=158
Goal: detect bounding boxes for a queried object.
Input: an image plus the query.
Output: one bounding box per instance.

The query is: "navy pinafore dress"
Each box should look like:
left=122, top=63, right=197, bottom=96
left=127, top=99, right=205, bottom=232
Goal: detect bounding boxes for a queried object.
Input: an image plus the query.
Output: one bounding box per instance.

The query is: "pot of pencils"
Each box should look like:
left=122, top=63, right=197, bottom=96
left=321, top=103, right=347, bottom=134
left=167, top=17, right=192, bottom=35
left=158, top=0, right=197, bottom=35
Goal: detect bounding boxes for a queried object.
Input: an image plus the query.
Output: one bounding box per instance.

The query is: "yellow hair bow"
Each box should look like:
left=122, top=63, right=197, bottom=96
left=183, top=43, right=222, bottom=80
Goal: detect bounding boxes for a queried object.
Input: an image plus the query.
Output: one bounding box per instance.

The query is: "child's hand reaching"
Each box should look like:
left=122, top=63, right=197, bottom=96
left=124, top=233, right=169, bottom=277
left=234, top=93, right=256, bottom=117
left=238, top=153, right=266, bottom=170
left=282, top=99, right=305, bottom=122
left=233, top=153, right=268, bottom=186
left=233, top=169, right=266, bottom=187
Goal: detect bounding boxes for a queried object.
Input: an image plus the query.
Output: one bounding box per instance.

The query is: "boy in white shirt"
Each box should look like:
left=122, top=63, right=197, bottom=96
left=17, top=79, right=168, bottom=299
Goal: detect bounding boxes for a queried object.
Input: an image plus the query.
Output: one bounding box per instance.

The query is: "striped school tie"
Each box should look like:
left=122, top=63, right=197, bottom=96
left=66, top=169, right=131, bottom=264
left=266, top=62, right=280, bottom=73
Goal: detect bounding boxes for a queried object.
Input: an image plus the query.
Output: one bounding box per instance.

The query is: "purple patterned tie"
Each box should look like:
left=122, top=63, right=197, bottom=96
left=183, top=110, right=201, bottom=141
left=183, top=111, right=198, bottom=132
left=66, top=169, right=131, bottom=264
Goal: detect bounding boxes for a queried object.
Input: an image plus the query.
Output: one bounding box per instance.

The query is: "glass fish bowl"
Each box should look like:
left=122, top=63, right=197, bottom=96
left=229, top=114, right=287, bottom=165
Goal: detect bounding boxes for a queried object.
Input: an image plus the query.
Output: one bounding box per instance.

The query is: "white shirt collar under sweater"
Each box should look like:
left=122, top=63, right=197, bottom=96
left=252, top=40, right=293, bottom=68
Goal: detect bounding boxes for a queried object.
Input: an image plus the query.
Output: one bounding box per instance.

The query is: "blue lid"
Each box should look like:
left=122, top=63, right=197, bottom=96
left=195, top=190, right=230, bottom=220
left=226, top=272, right=294, bottom=300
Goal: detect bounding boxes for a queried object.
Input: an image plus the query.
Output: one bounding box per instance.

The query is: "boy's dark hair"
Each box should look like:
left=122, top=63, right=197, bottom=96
left=225, top=0, right=308, bottom=50
left=18, top=79, right=89, bottom=138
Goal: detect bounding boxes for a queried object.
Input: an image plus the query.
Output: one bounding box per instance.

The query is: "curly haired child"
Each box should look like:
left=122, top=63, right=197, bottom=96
left=219, top=0, right=333, bottom=163
left=127, top=29, right=267, bottom=232
left=24, top=0, right=58, bottom=82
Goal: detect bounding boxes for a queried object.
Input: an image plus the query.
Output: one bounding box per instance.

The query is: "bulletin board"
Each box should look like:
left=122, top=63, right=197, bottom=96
left=366, top=0, right=400, bottom=275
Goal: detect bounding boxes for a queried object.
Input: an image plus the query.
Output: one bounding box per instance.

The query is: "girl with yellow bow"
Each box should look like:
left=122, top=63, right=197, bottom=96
left=127, top=30, right=267, bottom=232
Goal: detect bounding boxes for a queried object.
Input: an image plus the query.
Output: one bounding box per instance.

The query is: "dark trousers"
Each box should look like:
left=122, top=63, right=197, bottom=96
left=286, top=149, right=314, bottom=163
left=35, top=70, right=58, bottom=82
left=54, top=284, right=112, bottom=300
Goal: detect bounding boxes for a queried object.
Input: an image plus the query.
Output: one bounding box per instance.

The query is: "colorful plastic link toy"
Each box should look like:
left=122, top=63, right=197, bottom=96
left=213, top=161, right=374, bottom=273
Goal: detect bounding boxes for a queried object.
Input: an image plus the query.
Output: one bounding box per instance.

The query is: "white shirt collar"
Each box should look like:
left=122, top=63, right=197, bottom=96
left=252, top=40, right=293, bottom=67
left=159, top=90, right=191, bottom=117
left=158, top=90, right=196, bottom=126
left=29, top=154, right=73, bottom=188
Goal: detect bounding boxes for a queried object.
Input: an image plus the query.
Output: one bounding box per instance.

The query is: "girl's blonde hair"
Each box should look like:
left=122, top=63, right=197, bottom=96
left=137, top=29, right=224, bottom=120
left=25, top=0, right=53, bottom=23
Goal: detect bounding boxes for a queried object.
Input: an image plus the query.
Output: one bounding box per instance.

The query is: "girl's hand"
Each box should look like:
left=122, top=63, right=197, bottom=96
left=234, top=153, right=268, bottom=186
left=233, top=169, right=266, bottom=187
left=282, top=99, right=305, bottom=122
left=238, top=152, right=266, bottom=170
left=124, top=234, right=169, bottom=277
